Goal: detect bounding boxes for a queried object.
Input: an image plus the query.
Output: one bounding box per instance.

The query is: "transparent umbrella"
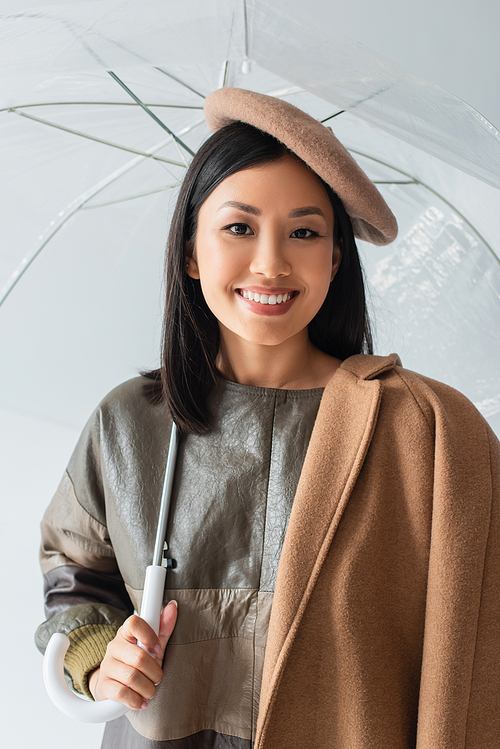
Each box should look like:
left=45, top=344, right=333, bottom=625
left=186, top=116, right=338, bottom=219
left=1, top=0, right=499, bottom=438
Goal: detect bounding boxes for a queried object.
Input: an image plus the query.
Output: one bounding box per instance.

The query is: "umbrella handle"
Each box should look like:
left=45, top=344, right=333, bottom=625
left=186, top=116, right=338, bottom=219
left=43, top=565, right=167, bottom=723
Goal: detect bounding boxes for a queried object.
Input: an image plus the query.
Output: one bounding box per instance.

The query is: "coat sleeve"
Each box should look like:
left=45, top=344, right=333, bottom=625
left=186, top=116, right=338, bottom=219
left=35, top=407, right=134, bottom=697
left=403, top=372, right=500, bottom=747
left=460, top=423, right=500, bottom=745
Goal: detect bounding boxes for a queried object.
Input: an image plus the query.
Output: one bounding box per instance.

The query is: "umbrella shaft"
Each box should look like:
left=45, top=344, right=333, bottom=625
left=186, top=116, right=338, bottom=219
left=153, top=421, right=180, bottom=566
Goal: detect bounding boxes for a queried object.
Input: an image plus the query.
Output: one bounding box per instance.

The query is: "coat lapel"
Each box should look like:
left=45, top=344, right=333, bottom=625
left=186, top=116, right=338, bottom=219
left=256, top=354, right=399, bottom=744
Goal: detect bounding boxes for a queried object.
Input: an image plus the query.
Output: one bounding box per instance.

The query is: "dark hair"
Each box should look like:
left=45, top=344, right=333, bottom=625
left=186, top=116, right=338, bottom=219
left=142, top=121, right=373, bottom=435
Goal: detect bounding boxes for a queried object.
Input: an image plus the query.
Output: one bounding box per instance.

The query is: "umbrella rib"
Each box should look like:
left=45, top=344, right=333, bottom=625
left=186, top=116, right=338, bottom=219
left=0, top=115, right=205, bottom=307
left=81, top=183, right=182, bottom=210
left=349, top=148, right=499, bottom=265
left=221, top=60, right=230, bottom=88
left=9, top=109, right=186, bottom=167
left=243, top=0, right=250, bottom=60
left=108, top=71, right=195, bottom=158
left=154, top=68, right=206, bottom=99
left=0, top=142, right=174, bottom=308
left=1, top=102, right=204, bottom=114
left=321, top=111, right=346, bottom=123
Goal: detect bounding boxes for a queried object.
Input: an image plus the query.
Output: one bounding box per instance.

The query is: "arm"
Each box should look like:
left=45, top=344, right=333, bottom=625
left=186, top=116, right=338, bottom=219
left=36, top=382, right=180, bottom=707
left=460, top=424, right=500, bottom=745
left=398, top=370, right=500, bottom=746
left=35, top=470, right=134, bottom=697
left=37, top=469, right=179, bottom=709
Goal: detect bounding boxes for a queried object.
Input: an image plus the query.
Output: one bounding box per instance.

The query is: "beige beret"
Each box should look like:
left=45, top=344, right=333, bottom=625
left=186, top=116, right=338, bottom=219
left=204, top=87, right=398, bottom=246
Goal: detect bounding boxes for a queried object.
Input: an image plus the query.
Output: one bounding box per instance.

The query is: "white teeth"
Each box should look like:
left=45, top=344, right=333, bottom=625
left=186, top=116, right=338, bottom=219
left=240, top=290, right=294, bottom=305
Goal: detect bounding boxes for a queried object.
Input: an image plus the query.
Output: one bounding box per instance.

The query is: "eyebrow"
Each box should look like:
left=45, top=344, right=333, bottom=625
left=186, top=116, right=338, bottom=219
left=217, top=200, right=326, bottom=219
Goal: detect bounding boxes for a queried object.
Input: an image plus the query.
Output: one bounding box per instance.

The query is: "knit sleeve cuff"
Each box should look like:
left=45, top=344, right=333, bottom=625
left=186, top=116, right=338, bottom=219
left=64, top=624, right=119, bottom=699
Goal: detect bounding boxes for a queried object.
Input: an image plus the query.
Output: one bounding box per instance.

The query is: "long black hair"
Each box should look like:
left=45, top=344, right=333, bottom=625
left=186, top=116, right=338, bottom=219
left=142, top=121, right=373, bottom=435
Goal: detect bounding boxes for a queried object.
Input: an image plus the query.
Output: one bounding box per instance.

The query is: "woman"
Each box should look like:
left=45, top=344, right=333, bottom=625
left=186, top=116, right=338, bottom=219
left=36, top=88, right=500, bottom=748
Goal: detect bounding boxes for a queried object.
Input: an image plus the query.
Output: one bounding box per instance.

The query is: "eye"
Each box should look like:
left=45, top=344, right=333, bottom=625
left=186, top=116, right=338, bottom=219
left=291, top=227, right=319, bottom=239
left=225, top=223, right=252, bottom=235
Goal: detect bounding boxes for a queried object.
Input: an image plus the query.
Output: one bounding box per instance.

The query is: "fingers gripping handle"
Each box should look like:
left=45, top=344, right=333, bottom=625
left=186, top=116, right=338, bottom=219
left=43, top=565, right=167, bottom=723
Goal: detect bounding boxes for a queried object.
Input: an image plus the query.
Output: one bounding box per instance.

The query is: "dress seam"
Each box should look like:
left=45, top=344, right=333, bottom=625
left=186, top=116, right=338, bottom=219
left=221, top=380, right=325, bottom=397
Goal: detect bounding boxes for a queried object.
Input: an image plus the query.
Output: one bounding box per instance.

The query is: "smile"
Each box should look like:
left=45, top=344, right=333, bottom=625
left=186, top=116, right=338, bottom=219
left=237, top=289, right=298, bottom=305
left=235, top=288, right=299, bottom=317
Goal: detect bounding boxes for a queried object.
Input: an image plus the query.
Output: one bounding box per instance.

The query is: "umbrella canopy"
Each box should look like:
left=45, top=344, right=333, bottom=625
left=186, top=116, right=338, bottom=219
left=0, top=0, right=499, bottom=439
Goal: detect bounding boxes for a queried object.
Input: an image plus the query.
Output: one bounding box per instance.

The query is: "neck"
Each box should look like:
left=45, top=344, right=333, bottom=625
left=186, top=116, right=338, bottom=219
left=215, top=326, right=341, bottom=390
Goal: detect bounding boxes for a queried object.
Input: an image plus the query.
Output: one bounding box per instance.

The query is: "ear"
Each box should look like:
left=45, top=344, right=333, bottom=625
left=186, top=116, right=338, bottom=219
left=184, top=242, right=200, bottom=280
left=330, top=242, right=342, bottom=283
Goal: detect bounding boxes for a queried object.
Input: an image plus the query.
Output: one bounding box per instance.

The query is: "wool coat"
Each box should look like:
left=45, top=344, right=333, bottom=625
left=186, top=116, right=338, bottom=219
left=37, top=353, right=500, bottom=747
left=254, top=353, right=500, bottom=748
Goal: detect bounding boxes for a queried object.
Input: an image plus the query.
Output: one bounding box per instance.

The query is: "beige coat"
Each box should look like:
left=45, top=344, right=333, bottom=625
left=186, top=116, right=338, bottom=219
left=255, top=353, right=500, bottom=748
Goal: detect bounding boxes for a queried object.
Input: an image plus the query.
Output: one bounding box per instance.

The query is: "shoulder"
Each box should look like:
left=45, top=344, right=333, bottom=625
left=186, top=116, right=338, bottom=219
left=76, top=375, right=169, bottom=443
left=342, top=353, right=478, bottom=409
left=390, top=365, right=485, bottom=429
left=341, top=353, right=494, bottom=442
left=67, top=376, right=172, bottom=479
left=337, top=356, right=500, bottom=489
left=96, top=375, right=149, bottom=414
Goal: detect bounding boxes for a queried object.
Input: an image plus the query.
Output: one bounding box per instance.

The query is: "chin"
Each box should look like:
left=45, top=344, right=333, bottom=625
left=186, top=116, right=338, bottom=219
left=238, top=329, right=299, bottom=347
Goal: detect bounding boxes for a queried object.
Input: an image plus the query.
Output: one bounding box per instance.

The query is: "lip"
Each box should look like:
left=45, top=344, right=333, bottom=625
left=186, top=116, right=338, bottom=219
left=237, top=286, right=299, bottom=294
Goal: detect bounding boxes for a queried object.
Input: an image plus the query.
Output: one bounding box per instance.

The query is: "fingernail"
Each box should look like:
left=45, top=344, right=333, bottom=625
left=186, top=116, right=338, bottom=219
left=141, top=701, right=148, bottom=709
left=168, top=599, right=178, bottom=609
left=153, top=643, right=162, bottom=655
left=155, top=679, right=161, bottom=686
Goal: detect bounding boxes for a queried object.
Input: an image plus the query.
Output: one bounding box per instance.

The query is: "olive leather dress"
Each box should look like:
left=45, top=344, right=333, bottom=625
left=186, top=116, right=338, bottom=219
left=36, top=375, right=324, bottom=748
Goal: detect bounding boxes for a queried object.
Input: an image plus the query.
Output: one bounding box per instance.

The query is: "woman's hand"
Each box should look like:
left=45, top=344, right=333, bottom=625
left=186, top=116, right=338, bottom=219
left=88, top=600, right=178, bottom=710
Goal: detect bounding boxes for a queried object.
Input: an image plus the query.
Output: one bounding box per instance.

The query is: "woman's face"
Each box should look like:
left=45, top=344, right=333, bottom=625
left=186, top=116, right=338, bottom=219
left=185, top=154, right=342, bottom=350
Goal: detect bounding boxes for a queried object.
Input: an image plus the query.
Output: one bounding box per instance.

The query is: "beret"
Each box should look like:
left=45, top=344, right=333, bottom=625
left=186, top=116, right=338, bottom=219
left=204, top=87, right=398, bottom=246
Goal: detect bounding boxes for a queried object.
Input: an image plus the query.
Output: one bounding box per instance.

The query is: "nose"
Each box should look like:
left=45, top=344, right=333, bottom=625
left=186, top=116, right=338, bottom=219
left=248, top=232, right=291, bottom=278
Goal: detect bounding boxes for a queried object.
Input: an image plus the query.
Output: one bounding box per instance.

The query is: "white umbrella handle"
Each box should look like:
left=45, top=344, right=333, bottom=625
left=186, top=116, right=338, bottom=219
left=43, top=565, right=167, bottom=723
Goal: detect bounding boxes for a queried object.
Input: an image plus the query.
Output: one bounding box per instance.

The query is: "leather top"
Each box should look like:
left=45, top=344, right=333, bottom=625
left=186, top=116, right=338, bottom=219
left=166, top=376, right=325, bottom=593
left=39, top=373, right=325, bottom=745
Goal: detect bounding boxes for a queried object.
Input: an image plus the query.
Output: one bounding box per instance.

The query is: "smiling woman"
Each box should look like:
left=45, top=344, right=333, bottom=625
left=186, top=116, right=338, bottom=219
left=144, top=118, right=375, bottom=434
left=35, top=88, right=500, bottom=749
